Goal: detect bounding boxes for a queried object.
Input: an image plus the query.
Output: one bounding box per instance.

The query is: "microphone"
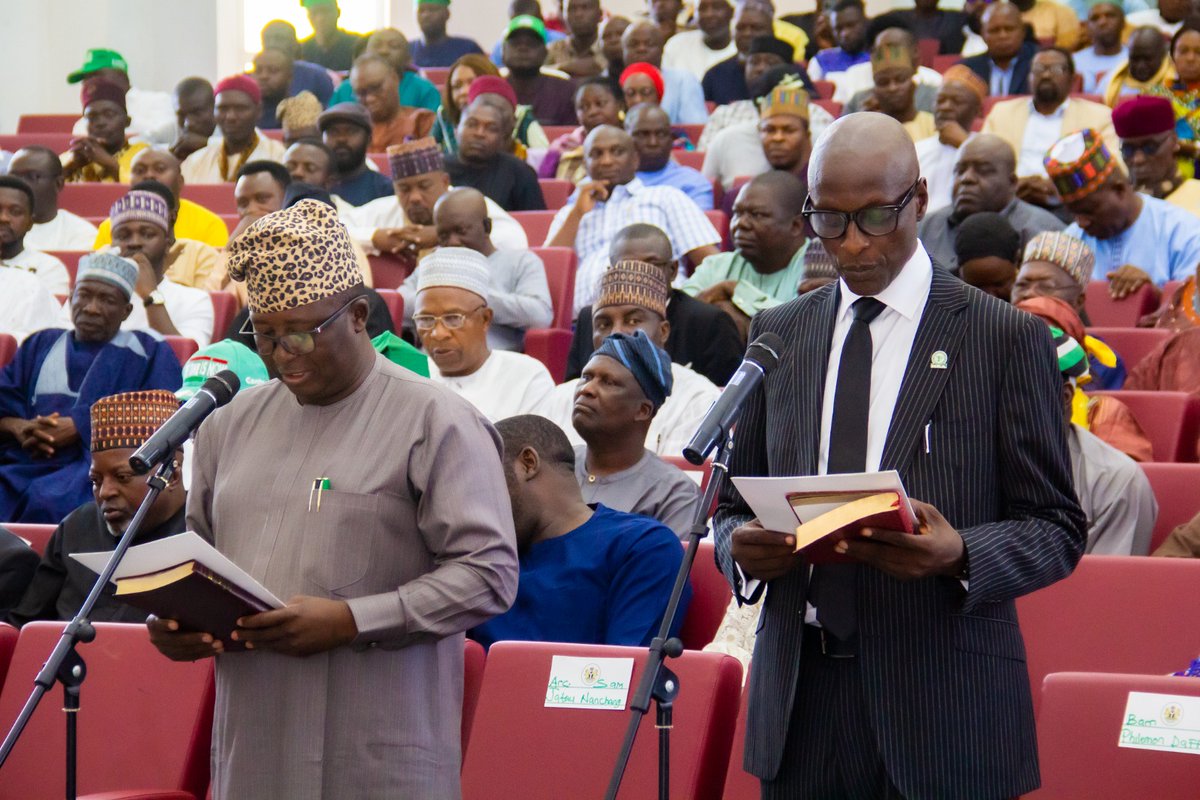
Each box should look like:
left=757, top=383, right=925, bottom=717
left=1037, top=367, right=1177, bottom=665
left=129, top=370, right=240, bottom=474
left=683, top=333, right=784, bottom=465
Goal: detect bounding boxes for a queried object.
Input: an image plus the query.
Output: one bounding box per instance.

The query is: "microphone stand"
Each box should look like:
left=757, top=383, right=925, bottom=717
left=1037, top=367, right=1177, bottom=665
left=604, top=430, right=735, bottom=800
left=0, top=457, right=177, bottom=798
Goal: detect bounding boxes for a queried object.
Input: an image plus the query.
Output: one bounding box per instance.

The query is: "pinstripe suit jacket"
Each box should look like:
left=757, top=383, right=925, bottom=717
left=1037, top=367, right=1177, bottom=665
left=713, top=266, right=1087, bottom=798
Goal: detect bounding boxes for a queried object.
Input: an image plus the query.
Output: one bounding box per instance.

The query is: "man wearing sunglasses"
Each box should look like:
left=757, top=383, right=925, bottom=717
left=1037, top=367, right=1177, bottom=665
left=714, top=112, right=1086, bottom=799
left=146, top=199, right=518, bottom=799
left=1113, top=94, right=1200, bottom=217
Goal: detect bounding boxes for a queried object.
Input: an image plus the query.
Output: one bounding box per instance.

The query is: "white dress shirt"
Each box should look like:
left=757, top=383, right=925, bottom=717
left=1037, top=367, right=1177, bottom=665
left=1018, top=99, right=1069, bottom=178
left=343, top=192, right=528, bottom=254
left=915, top=136, right=966, bottom=215
left=119, top=277, right=215, bottom=348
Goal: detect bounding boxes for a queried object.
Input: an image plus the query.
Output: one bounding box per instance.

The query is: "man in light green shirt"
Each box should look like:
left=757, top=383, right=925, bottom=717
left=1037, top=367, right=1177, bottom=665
left=682, top=171, right=809, bottom=336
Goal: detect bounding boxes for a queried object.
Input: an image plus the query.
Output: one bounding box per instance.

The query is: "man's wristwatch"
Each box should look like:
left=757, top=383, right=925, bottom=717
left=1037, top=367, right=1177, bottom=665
left=143, top=290, right=165, bottom=308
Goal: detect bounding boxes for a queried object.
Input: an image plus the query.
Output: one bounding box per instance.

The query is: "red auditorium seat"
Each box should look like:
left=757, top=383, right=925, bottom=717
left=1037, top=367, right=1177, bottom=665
left=0, top=623, right=17, bottom=693
left=0, top=333, right=16, bottom=370
left=812, top=99, right=843, bottom=117
left=0, top=133, right=73, bottom=154
left=677, top=123, right=705, bottom=145
left=722, top=680, right=758, bottom=800
left=367, top=153, right=390, bottom=175
left=1092, top=390, right=1200, bottom=462
left=0, top=622, right=213, bottom=800
left=812, top=80, right=836, bottom=100
left=1140, top=462, right=1200, bottom=552
left=512, top=210, right=557, bottom=247
left=420, top=67, right=451, bottom=86
left=1084, top=280, right=1160, bottom=327
left=374, top=288, right=404, bottom=332
left=208, top=292, right=237, bottom=343
left=260, top=129, right=283, bottom=141
left=931, top=54, right=962, bottom=73
left=218, top=214, right=238, bottom=232
left=524, top=328, right=572, bottom=383
left=462, top=638, right=486, bottom=757
left=5, top=523, right=56, bottom=557
left=16, top=114, right=79, bottom=134
left=180, top=184, right=237, bottom=215
left=678, top=540, right=733, bottom=651
left=1016, top=555, right=1200, bottom=716
left=1088, top=326, right=1173, bottom=371
left=538, top=178, right=573, bottom=210
left=366, top=254, right=413, bottom=290
left=706, top=209, right=730, bottom=250
left=916, top=39, right=940, bottom=68
left=664, top=456, right=713, bottom=492
left=675, top=150, right=705, bottom=170
left=981, top=94, right=1021, bottom=116
left=165, top=336, right=199, bottom=366
left=531, top=246, right=576, bottom=329
left=460, top=641, right=742, bottom=800
left=60, top=184, right=128, bottom=218
left=1160, top=279, right=1184, bottom=308
left=48, top=250, right=86, bottom=288
left=540, top=125, right=576, bottom=143
left=1027, top=672, right=1200, bottom=800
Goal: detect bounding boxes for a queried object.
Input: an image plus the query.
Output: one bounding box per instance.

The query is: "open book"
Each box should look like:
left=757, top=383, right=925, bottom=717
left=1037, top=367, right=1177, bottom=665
left=732, top=471, right=918, bottom=563
left=71, top=532, right=283, bottom=649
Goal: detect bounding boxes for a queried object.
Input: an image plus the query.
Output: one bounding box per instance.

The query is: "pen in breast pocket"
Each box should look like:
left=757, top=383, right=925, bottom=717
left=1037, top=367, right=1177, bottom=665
left=924, top=423, right=932, bottom=455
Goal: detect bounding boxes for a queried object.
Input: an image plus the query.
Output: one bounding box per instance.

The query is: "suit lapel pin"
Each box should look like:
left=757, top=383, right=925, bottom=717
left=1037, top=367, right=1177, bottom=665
left=930, top=350, right=949, bottom=370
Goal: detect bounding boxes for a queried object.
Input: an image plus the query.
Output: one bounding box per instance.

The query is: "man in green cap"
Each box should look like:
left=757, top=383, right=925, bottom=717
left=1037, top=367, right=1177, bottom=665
left=411, top=0, right=485, bottom=67
left=66, top=48, right=176, bottom=145
left=503, top=14, right=578, bottom=126
left=299, top=0, right=363, bottom=72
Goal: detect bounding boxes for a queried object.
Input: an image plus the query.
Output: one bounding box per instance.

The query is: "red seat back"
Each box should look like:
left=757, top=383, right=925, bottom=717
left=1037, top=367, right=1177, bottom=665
left=0, top=624, right=17, bottom=694
left=1140, top=462, right=1200, bottom=552
left=59, top=184, right=128, bottom=218
left=511, top=210, right=558, bottom=247
left=47, top=251, right=85, bottom=289
left=420, top=67, right=452, bottom=87
left=0, top=622, right=213, bottom=799
left=462, top=638, right=486, bottom=757
left=706, top=209, right=730, bottom=250
left=541, top=125, right=577, bottom=144
left=812, top=98, right=843, bottom=117
left=932, top=54, right=962, bottom=73
left=1028, top=672, right=1200, bottom=800
left=0, top=134, right=74, bottom=154
left=722, top=679, right=758, bottom=799
left=165, top=336, right=199, bottom=366
left=538, top=178, right=573, bottom=210
left=4, top=523, right=56, bottom=557
left=674, top=150, right=705, bottom=170
left=1092, top=390, right=1200, bottom=462
left=367, top=153, right=391, bottom=176
left=981, top=94, right=1021, bottom=116
left=374, top=288, right=405, bottom=332
left=15, top=114, right=79, bottom=134
left=916, top=38, right=940, bottom=67
left=678, top=540, right=733, bottom=651
left=1085, top=281, right=1161, bottom=327
left=677, top=123, right=705, bottom=145
left=1016, top=556, right=1200, bottom=716
left=0, top=334, right=17, bottom=370
left=180, top=184, right=237, bottom=215
left=1088, top=326, right=1174, bottom=371
left=812, top=80, right=836, bottom=100
left=366, top=253, right=414, bottom=290
left=531, top=246, right=576, bottom=329
left=208, top=292, right=238, bottom=343
left=461, top=641, right=742, bottom=800
left=523, top=328, right=572, bottom=383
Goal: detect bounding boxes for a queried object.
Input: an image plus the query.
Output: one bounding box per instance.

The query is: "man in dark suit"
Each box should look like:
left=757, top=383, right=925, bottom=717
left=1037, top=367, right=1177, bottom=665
left=714, top=113, right=1086, bottom=798
left=959, top=2, right=1039, bottom=95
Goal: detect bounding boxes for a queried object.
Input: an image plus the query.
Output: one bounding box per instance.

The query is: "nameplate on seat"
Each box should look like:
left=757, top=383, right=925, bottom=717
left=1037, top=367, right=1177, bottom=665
left=544, top=655, right=634, bottom=711
left=1119, top=692, right=1200, bottom=755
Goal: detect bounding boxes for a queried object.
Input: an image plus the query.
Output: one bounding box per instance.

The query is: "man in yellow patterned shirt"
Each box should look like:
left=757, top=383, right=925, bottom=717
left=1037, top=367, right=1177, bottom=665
left=60, top=80, right=147, bottom=184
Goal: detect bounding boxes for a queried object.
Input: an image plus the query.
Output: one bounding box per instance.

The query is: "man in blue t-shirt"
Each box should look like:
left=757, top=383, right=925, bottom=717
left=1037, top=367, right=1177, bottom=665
left=411, top=0, right=485, bottom=68
left=470, top=414, right=690, bottom=649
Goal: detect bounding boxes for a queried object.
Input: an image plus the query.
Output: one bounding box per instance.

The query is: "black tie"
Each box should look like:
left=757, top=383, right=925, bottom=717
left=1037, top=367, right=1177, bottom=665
left=812, top=296, right=886, bottom=641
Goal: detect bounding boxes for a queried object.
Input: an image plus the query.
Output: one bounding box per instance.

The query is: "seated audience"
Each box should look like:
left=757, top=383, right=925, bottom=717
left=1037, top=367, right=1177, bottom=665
left=568, top=329, right=701, bottom=536
left=662, top=0, right=737, bottom=80
left=703, top=0, right=815, bottom=105
left=1047, top=129, right=1200, bottom=294
left=260, top=19, right=336, bottom=107
left=349, top=54, right=435, bottom=151
left=1102, top=27, right=1175, bottom=106
left=434, top=54, right=549, bottom=157
left=0, top=527, right=37, bottom=619
left=1148, top=26, right=1200, bottom=178
left=62, top=80, right=148, bottom=184
left=328, top=28, right=442, bottom=111
left=347, top=138, right=528, bottom=261
left=683, top=172, right=808, bottom=338
left=411, top=0, right=485, bottom=67
left=754, top=79, right=817, bottom=191
left=568, top=224, right=742, bottom=385
left=108, top=189, right=214, bottom=347
left=869, top=40, right=936, bottom=143
left=6, top=390, right=188, bottom=625
left=1019, top=0, right=1081, bottom=49
left=283, top=139, right=349, bottom=210
left=627, top=103, right=714, bottom=209
left=168, top=77, right=217, bottom=163
left=1125, top=325, right=1200, bottom=394
left=6, top=147, right=98, bottom=251
left=317, top=103, right=394, bottom=207
left=830, top=25, right=944, bottom=105
left=1014, top=231, right=1125, bottom=389
left=469, top=414, right=689, bottom=648
left=488, top=0, right=569, bottom=64
left=399, top=188, right=552, bottom=350
left=916, top=66, right=987, bottom=213
left=1052, top=328, right=1157, bottom=555
left=960, top=3, right=1040, bottom=96
left=66, top=48, right=176, bottom=146
left=601, top=15, right=632, bottom=77
left=1126, top=0, right=1191, bottom=36
left=891, top=0, right=969, bottom=55
left=504, top=15, right=579, bottom=126
left=446, top=88, right=547, bottom=211
left=546, top=125, right=720, bottom=312
left=700, top=61, right=834, bottom=148
left=809, top=0, right=871, bottom=84
left=1114, top=95, right=1200, bottom=216
left=0, top=177, right=71, bottom=296
left=252, top=48, right=317, bottom=130
left=415, top=247, right=553, bottom=420
left=622, top=21, right=710, bottom=123
left=181, top=75, right=287, bottom=183
left=95, top=148, right=229, bottom=249
left=1075, top=1, right=1128, bottom=95
left=553, top=255, right=724, bottom=456
left=918, top=134, right=1064, bottom=273
left=0, top=257, right=181, bottom=525
left=299, top=0, right=363, bottom=72
left=539, top=77, right=626, bottom=183
left=953, top=211, right=1022, bottom=301
left=547, top=0, right=607, bottom=78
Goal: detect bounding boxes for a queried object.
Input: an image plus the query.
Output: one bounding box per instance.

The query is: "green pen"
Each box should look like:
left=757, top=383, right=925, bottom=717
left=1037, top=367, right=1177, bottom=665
left=317, top=477, right=331, bottom=511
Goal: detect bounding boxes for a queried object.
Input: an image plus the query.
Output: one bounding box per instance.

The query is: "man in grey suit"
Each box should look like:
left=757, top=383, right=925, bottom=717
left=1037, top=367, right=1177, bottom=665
left=714, top=113, right=1087, bottom=799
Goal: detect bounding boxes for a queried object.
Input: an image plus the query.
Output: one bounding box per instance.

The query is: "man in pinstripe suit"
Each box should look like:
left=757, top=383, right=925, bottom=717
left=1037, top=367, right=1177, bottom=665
left=714, top=113, right=1087, bottom=799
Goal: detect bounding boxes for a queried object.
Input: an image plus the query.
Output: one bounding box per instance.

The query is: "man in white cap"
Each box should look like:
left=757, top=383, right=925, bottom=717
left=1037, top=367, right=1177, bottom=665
left=415, top=246, right=554, bottom=421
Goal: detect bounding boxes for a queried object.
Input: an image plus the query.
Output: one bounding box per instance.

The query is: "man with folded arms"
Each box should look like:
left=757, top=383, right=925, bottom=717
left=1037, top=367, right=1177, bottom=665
left=61, top=79, right=148, bottom=184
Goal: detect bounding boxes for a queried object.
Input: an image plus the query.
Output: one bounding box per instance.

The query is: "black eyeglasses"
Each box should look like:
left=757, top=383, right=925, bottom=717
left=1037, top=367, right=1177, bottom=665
left=240, top=297, right=356, bottom=356
left=1120, top=135, right=1172, bottom=161
left=802, top=179, right=921, bottom=239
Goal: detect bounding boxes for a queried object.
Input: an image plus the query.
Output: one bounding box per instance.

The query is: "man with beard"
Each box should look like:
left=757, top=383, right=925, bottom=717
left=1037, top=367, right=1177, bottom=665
left=808, top=0, right=870, bottom=84
left=1102, top=26, right=1175, bottom=106
left=916, top=66, right=986, bottom=214
left=318, top=103, right=394, bottom=206
left=919, top=134, right=1063, bottom=273
left=628, top=103, right=713, bottom=209
left=181, top=75, right=287, bottom=183
left=1113, top=95, right=1200, bottom=216
left=0, top=176, right=71, bottom=296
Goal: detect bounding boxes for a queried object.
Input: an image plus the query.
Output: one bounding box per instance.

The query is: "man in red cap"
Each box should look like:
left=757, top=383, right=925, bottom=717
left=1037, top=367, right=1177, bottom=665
left=180, top=75, right=286, bottom=183
left=1113, top=94, right=1200, bottom=217
left=61, top=80, right=148, bottom=183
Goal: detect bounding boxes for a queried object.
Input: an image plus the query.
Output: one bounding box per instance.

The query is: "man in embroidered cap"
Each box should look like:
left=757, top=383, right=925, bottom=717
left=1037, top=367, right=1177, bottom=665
left=108, top=188, right=215, bottom=347
left=180, top=75, right=287, bottom=183
left=6, top=390, right=188, bottom=626
left=1047, top=128, right=1200, bottom=299
left=1013, top=230, right=1098, bottom=319
left=757, top=81, right=813, bottom=184
left=415, top=245, right=553, bottom=420
left=61, top=79, right=149, bottom=183
left=1113, top=95, right=1200, bottom=216
left=146, top=199, right=517, bottom=800
left=0, top=255, right=181, bottom=524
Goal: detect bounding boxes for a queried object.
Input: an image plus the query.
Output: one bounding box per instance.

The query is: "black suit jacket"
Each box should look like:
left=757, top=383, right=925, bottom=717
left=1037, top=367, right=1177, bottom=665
left=960, top=41, right=1040, bottom=96
left=0, top=527, right=38, bottom=618
left=713, top=267, right=1086, bottom=797
left=565, top=289, right=744, bottom=386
